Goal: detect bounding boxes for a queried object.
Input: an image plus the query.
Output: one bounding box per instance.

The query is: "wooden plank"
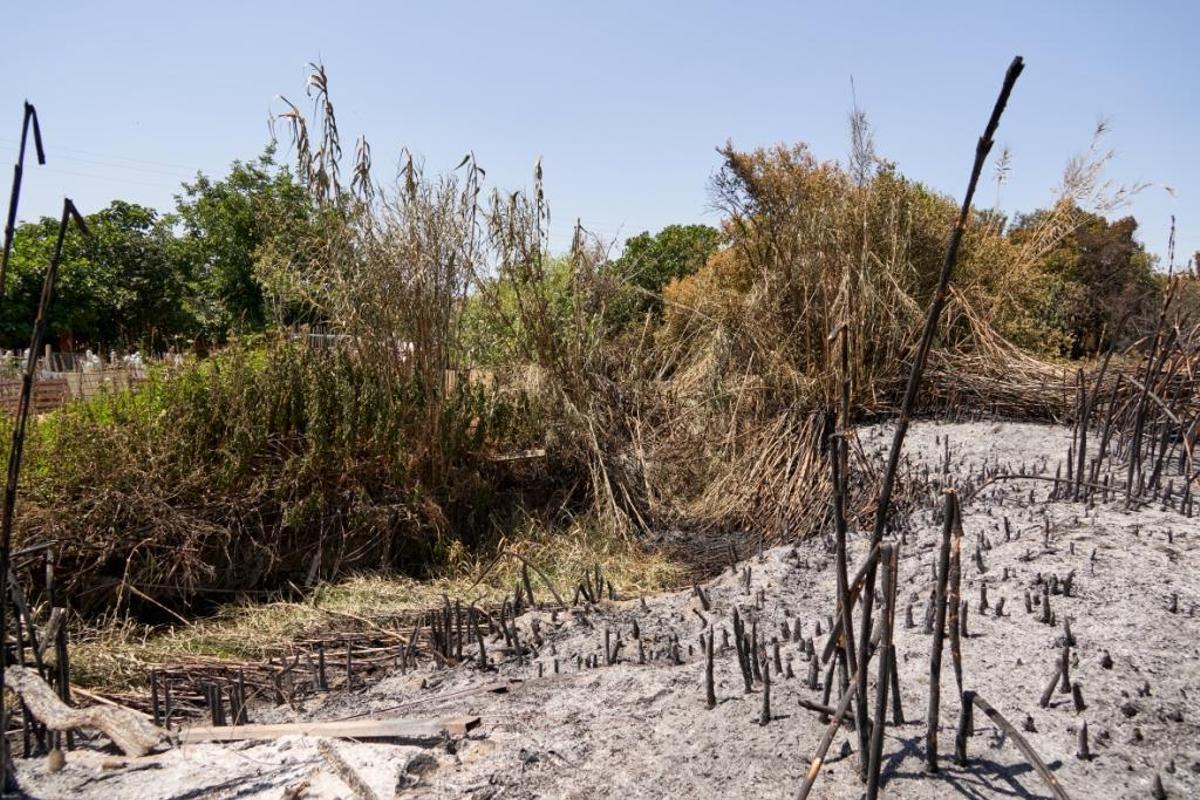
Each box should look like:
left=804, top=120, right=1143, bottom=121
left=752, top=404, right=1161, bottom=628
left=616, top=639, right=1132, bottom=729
left=319, top=740, right=381, bottom=800
left=177, top=715, right=480, bottom=744
left=444, top=716, right=481, bottom=735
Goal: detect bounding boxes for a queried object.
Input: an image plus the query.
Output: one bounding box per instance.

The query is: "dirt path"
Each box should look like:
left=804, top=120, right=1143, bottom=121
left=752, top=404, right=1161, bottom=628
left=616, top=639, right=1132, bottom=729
left=16, top=421, right=1200, bottom=799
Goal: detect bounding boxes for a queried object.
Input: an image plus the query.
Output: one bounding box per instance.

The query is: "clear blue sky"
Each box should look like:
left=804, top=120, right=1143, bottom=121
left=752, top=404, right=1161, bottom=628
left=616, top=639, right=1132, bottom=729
left=3, top=1, right=1197, bottom=266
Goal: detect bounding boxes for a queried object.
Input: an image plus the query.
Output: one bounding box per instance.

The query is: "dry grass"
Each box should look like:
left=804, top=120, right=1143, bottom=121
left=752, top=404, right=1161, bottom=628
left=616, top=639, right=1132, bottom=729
left=69, top=515, right=685, bottom=691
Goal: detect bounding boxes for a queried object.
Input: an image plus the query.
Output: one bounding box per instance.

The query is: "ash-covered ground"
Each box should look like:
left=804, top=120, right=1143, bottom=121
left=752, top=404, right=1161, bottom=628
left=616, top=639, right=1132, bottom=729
left=17, top=421, right=1200, bottom=799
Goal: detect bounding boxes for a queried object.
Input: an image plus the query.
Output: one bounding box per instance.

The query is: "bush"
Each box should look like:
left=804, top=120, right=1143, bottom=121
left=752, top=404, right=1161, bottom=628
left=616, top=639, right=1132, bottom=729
left=10, top=341, right=549, bottom=611
left=605, top=225, right=721, bottom=330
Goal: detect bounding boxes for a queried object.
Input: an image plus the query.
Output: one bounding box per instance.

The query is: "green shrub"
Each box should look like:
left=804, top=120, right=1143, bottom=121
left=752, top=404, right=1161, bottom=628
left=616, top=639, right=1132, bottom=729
left=9, top=341, right=549, bottom=612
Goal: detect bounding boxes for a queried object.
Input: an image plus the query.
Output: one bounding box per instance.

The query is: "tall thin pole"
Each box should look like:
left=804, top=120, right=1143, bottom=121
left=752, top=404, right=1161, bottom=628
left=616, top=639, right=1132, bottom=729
left=926, top=490, right=956, bottom=772
left=865, top=543, right=898, bottom=800
left=1, top=102, right=47, bottom=297
left=871, top=55, right=1025, bottom=546
left=854, top=58, right=1024, bottom=778
left=0, top=199, right=86, bottom=793
left=828, top=324, right=863, bottom=754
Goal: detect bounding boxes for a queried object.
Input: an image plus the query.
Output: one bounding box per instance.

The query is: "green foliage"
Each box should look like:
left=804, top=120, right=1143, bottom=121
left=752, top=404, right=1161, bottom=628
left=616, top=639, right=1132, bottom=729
left=1010, top=207, right=1159, bottom=356
left=173, top=149, right=313, bottom=338
left=11, top=340, right=549, bottom=609
left=0, top=201, right=187, bottom=350
left=458, top=255, right=578, bottom=366
left=607, top=225, right=721, bottom=328
left=0, top=150, right=310, bottom=351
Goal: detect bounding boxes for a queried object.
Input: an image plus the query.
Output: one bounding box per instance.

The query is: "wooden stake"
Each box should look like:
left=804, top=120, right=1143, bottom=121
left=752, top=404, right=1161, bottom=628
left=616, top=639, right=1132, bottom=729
left=1040, top=661, right=1062, bottom=708
left=954, top=689, right=975, bottom=766
left=948, top=501, right=965, bottom=692
left=759, top=646, right=771, bottom=726
left=888, top=644, right=904, bottom=725
left=865, top=544, right=898, bottom=800
left=1076, top=720, right=1090, bottom=760
left=705, top=629, right=716, bottom=710
left=149, top=671, right=161, bottom=727
left=1059, top=642, right=1071, bottom=694
left=927, top=490, right=955, bottom=773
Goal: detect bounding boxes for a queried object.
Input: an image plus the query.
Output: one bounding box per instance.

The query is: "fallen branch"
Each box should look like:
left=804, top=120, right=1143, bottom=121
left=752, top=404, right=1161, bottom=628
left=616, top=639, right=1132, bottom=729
left=5, top=665, right=165, bottom=757
left=964, top=692, right=1071, bottom=800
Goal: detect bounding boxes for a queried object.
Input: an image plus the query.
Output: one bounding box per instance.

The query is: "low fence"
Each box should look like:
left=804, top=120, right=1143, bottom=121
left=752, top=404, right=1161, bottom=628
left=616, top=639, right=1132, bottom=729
left=60, top=368, right=147, bottom=402
left=0, top=349, right=152, bottom=416
left=0, top=370, right=148, bottom=416
left=0, top=378, right=71, bottom=416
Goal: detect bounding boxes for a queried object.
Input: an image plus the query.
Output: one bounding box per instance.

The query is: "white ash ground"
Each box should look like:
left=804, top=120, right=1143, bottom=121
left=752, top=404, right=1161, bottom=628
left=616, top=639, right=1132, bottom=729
left=17, top=421, right=1200, bottom=799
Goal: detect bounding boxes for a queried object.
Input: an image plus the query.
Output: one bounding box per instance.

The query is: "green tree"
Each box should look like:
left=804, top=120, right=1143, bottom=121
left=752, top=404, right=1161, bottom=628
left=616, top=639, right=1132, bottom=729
left=84, top=201, right=190, bottom=346
left=1010, top=208, right=1158, bottom=357
left=0, top=201, right=186, bottom=350
left=608, top=224, right=721, bottom=326
left=173, top=149, right=310, bottom=339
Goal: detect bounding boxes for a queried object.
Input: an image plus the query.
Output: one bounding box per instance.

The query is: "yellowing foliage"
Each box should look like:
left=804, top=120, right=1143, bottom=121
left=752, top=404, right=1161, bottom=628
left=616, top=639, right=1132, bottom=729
left=656, top=141, right=1097, bottom=413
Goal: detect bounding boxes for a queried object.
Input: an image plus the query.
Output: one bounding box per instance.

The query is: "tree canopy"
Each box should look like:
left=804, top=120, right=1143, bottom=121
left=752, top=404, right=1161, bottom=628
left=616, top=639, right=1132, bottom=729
left=0, top=142, right=1170, bottom=364
left=0, top=150, right=309, bottom=351
left=173, top=150, right=311, bottom=339
left=1010, top=207, right=1158, bottom=356
left=0, top=200, right=184, bottom=349
left=606, top=224, right=721, bottom=328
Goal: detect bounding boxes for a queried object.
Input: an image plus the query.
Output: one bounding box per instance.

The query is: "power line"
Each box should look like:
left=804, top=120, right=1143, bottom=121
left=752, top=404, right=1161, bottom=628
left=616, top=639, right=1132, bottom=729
left=41, top=167, right=180, bottom=191
left=0, top=136, right=200, bottom=172
left=31, top=152, right=191, bottom=179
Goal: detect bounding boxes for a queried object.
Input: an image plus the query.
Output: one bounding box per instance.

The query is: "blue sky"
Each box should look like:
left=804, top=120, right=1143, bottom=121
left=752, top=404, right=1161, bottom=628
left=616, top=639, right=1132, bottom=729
left=3, top=1, right=1197, bottom=266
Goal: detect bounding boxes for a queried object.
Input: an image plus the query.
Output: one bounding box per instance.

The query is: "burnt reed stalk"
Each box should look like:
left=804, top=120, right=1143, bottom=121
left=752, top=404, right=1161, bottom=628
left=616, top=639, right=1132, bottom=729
left=1075, top=348, right=1113, bottom=499
left=705, top=629, right=716, bottom=709
left=865, top=544, right=898, bottom=800
left=855, top=55, right=1024, bottom=781
left=796, top=623, right=884, bottom=800
left=828, top=328, right=865, bottom=751
left=1, top=102, right=46, bottom=297
left=0, top=199, right=87, bottom=792
left=888, top=644, right=904, bottom=724
left=1126, top=283, right=1177, bottom=506
left=948, top=501, right=965, bottom=693
left=927, top=490, right=956, bottom=772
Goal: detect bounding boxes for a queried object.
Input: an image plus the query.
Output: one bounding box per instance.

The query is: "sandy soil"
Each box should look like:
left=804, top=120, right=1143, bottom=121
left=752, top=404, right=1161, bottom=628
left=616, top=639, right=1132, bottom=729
left=15, top=421, right=1200, bottom=799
